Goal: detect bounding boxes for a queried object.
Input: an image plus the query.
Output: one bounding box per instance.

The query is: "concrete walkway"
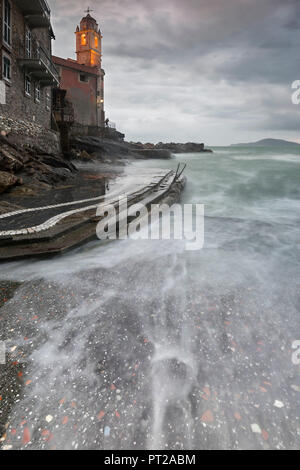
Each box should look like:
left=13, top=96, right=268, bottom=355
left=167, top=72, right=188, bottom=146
left=0, top=167, right=184, bottom=260
left=0, top=168, right=173, bottom=238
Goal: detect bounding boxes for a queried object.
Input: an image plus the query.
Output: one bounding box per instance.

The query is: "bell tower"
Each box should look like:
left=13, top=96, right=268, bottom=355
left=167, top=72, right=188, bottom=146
left=75, top=9, right=102, bottom=68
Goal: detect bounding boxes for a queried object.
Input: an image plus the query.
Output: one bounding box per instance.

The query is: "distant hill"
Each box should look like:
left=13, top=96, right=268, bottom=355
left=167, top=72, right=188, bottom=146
left=231, top=138, right=300, bottom=148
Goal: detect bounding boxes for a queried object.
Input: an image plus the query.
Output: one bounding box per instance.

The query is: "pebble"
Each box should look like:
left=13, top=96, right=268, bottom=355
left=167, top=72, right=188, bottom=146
left=274, top=400, right=284, bottom=409
left=251, top=423, right=262, bottom=434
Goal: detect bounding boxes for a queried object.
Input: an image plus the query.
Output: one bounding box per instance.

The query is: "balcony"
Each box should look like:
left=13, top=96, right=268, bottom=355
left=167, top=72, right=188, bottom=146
left=18, top=46, right=59, bottom=87
left=15, top=0, right=51, bottom=29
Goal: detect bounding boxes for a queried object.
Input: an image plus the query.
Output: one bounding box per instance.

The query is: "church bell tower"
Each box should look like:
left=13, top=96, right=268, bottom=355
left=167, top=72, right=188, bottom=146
left=75, top=9, right=102, bottom=69
left=74, top=8, right=105, bottom=127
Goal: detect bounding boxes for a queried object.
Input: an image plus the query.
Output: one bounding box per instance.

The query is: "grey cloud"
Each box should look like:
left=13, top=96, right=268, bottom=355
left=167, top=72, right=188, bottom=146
left=48, top=0, right=300, bottom=144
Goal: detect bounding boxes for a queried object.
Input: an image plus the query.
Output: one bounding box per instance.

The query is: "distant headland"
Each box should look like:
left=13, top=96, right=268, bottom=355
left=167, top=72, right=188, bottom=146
left=231, top=138, right=300, bottom=148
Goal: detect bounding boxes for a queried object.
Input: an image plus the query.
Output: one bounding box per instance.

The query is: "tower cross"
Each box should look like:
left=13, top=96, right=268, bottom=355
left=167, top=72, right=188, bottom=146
left=85, top=6, right=94, bottom=14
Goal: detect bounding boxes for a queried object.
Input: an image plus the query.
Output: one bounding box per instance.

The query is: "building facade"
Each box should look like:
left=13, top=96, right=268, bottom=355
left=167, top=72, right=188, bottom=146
left=52, top=13, right=105, bottom=129
left=0, top=0, right=59, bottom=130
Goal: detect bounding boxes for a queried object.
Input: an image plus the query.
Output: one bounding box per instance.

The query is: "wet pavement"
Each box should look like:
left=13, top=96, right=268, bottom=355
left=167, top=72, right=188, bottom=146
left=1, top=170, right=107, bottom=212
left=0, top=167, right=171, bottom=233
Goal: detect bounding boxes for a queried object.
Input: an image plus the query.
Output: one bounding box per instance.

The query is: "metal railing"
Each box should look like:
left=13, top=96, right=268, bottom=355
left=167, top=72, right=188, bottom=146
left=41, top=0, right=51, bottom=14
left=106, top=121, right=116, bottom=129
left=54, top=108, right=75, bottom=124
left=19, top=39, right=59, bottom=82
left=36, top=45, right=59, bottom=80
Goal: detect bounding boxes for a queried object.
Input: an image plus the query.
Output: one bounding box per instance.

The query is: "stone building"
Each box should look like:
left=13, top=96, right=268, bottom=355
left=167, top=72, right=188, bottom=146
left=0, top=0, right=59, bottom=135
left=52, top=12, right=105, bottom=130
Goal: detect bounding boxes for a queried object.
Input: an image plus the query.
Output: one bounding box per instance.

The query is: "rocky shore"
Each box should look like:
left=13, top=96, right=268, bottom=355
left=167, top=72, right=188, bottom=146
left=70, top=137, right=213, bottom=163
left=0, top=130, right=210, bottom=218
left=129, top=141, right=213, bottom=154
left=70, top=136, right=174, bottom=161
left=0, top=134, right=77, bottom=203
left=70, top=136, right=135, bottom=164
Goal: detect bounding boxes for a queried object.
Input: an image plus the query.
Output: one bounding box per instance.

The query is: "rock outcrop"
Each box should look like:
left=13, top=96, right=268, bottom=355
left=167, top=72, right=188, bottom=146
left=70, top=136, right=133, bottom=160
left=0, top=146, right=25, bottom=172
left=132, top=148, right=172, bottom=159
left=130, top=141, right=213, bottom=154
left=0, top=134, right=77, bottom=195
left=0, top=171, right=21, bottom=194
left=70, top=136, right=173, bottom=161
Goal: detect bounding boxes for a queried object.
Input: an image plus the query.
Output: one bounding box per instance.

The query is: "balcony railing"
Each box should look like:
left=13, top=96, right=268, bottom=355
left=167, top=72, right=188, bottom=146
left=42, top=0, right=51, bottom=15
left=18, top=45, right=59, bottom=87
left=106, top=121, right=116, bottom=129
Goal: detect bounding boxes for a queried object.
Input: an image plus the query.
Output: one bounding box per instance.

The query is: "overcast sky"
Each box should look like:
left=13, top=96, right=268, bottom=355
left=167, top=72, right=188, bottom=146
left=49, top=0, right=300, bottom=145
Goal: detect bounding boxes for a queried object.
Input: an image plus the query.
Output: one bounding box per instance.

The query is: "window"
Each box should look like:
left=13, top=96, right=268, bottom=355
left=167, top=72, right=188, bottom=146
left=3, top=54, right=11, bottom=81
left=25, top=75, right=31, bottom=96
left=81, top=34, right=87, bottom=45
left=79, top=73, right=88, bottom=83
left=35, top=83, right=40, bottom=102
left=3, top=0, right=12, bottom=46
left=94, top=36, right=98, bottom=48
left=25, top=28, right=32, bottom=58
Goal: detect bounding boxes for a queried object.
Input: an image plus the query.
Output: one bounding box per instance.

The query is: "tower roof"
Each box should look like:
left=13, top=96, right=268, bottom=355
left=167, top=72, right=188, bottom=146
left=80, top=12, right=99, bottom=32
left=82, top=13, right=94, bottom=21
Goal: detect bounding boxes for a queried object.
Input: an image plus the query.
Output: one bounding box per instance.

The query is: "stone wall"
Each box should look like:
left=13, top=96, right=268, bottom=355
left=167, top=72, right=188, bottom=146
left=0, top=115, right=60, bottom=155
left=70, top=123, right=102, bottom=138
left=0, top=0, right=53, bottom=129
left=70, top=123, right=125, bottom=142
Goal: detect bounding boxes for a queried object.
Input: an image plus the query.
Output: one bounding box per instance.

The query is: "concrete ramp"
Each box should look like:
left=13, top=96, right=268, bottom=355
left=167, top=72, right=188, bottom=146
left=0, top=167, right=186, bottom=260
